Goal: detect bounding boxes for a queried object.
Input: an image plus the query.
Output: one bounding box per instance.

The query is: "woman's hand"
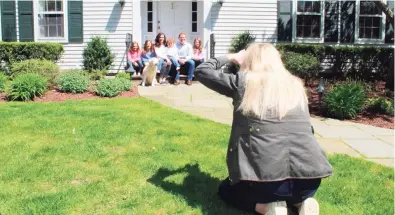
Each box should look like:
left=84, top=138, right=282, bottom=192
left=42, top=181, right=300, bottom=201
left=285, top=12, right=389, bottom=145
left=227, top=50, right=246, bottom=65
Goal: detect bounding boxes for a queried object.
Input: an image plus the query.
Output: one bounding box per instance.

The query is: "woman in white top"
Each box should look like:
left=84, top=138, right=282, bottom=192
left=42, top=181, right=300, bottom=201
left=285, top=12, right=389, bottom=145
left=154, top=33, right=172, bottom=85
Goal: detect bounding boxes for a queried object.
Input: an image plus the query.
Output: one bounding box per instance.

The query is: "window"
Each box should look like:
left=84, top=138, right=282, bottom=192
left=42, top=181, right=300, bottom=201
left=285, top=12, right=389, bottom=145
left=147, top=1, right=153, bottom=32
left=192, top=1, right=197, bottom=32
left=278, top=0, right=389, bottom=44
left=358, top=1, right=383, bottom=39
left=296, top=1, right=322, bottom=39
left=37, top=0, right=65, bottom=39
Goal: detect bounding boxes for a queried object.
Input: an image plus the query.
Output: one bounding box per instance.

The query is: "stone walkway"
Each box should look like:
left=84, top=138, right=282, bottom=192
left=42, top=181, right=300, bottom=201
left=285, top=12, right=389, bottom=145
left=138, top=83, right=394, bottom=168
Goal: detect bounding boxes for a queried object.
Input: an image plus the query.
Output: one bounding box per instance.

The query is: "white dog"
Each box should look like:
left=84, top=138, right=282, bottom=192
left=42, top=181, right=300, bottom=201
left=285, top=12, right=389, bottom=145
left=141, top=58, right=159, bottom=87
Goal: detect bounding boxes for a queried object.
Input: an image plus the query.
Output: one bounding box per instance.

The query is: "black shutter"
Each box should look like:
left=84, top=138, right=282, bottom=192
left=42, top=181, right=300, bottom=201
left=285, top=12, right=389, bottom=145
left=68, top=0, right=83, bottom=43
left=340, top=0, right=355, bottom=43
left=277, top=0, right=293, bottom=42
left=385, top=0, right=394, bottom=44
left=1, top=0, right=17, bottom=42
left=18, top=0, right=34, bottom=42
left=324, top=0, right=339, bottom=42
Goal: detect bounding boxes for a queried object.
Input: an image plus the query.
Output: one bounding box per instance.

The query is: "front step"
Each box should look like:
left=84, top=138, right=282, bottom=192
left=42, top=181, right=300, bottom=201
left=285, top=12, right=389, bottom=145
left=107, top=72, right=195, bottom=81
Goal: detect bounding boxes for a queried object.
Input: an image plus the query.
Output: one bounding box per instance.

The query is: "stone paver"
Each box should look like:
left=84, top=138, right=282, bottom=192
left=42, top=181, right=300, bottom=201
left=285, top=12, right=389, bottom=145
left=342, top=139, right=394, bottom=158
left=316, top=138, right=361, bottom=157
left=138, top=83, right=394, bottom=167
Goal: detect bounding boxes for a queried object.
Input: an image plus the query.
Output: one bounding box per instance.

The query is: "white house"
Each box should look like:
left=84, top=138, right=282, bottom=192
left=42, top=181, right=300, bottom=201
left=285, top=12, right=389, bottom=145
left=0, top=0, right=393, bottom=72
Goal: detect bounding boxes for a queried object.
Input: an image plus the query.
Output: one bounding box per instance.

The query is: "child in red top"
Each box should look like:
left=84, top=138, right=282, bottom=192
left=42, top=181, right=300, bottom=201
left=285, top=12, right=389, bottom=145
left=127, top=41, right=143, bottom=75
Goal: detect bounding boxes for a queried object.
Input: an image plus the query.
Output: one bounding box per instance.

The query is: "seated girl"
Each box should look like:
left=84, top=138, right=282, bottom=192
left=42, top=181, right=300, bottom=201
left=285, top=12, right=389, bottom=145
left=141, top=40, right=158, bottom=67
left=126, top=41, right=143, bottom=75
left=166, top=39, right=180, bottom=72
left=192, top=37, right=204, bottom=68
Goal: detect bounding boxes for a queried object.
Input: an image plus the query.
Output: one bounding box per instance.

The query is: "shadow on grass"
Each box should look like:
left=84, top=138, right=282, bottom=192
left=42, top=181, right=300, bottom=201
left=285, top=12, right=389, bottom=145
left=147, top=163, right=247, bottom=215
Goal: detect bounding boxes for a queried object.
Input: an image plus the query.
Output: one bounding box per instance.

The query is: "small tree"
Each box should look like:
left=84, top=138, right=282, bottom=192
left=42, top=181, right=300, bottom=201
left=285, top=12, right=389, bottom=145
left=83, top=36, right=115, bottom=71
left=229, top=31, right=256, bottom=53
left=227, top=31, right=256, bottom=73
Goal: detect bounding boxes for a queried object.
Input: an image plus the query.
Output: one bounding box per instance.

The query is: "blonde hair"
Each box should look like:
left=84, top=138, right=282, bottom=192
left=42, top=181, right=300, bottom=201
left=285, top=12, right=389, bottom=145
left=238, top=43, right=308, bottom=120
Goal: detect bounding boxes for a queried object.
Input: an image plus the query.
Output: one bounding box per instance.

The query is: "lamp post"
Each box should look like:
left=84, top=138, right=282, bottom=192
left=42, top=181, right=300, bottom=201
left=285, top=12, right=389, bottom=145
left=316, top=77, right=325, bottom=104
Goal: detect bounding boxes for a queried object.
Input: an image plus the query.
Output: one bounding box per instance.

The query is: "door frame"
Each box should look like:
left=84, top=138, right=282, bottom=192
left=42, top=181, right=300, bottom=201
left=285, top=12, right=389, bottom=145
left=133, top=0, right=213, bottom=59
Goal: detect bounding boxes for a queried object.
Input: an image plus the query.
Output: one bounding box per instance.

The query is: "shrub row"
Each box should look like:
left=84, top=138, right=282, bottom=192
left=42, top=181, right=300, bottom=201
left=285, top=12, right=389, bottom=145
left=276, top=44, right=394, bottom=87
left=0, top=42, right=64, bottom=66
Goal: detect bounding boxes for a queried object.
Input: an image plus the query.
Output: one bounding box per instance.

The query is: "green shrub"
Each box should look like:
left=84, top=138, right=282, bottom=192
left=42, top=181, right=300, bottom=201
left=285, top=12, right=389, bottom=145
left=116, top=72, right=130, bottom=80
left=89, top=70, right=108, bottom=80
left=0, top=42, right=64, bottom=65
left=94, top=79, right=122, bottom=97
left=10, top=59, right=60, bottom=83
left=275, top=43, right=394, bottom=88
left=7, top=73, right=48, bottom=101
left=282, top=51, right=321, bottom=85
left=229, top=31, right=256, bottom=53
left=366, top=97, right=394, bottom=115
left=83, top=36, right=115, bottom=71
left=0, top=73, right=8, bottom=93
left=115, top=75, right=132, bottom=91
left=55, top=70, right=89, bottom=94
left=324, top=81, right=366, bottom=119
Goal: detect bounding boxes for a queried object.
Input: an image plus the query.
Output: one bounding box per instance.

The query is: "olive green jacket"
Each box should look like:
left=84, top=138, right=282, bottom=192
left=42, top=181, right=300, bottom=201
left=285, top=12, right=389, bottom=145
left=195, top=56, right=333, bottom=185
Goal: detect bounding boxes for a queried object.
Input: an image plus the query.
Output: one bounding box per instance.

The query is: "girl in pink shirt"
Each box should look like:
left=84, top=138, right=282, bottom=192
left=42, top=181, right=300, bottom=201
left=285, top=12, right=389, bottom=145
left=193, top=37, right=205, bottom=68
left=127, top=41, right=143, bottom=75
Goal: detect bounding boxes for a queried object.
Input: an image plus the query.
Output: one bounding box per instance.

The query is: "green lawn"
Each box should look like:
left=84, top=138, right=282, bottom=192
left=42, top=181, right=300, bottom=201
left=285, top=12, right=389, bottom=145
left=0, top=98, right=393, bottom=215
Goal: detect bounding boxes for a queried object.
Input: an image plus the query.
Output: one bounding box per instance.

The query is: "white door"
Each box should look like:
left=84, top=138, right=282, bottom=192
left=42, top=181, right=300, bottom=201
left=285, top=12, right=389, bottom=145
left=141, top=1, right=202, bottom=44
left=157, top=1, right=190, bottom=40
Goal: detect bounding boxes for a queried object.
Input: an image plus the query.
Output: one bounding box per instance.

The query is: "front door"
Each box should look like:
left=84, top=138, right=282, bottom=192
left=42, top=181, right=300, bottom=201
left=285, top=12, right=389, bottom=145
left=141, top=1, right=202, bottom=44
left=157, top=1, right=189, bottom=40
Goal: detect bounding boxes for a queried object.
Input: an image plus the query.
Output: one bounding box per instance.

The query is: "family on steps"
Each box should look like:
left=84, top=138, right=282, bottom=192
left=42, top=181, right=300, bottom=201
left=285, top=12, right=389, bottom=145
left=126, top=32, right=204, bottom=86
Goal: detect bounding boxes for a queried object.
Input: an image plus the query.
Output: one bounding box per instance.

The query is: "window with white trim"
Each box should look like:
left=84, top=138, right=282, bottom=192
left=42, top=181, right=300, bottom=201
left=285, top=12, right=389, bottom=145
left=358, top=1, right=382, bottom=39
left=37, top=0, right=65, bottom=39
left=278, top=0, right=391, bottom=44
left=296, top=1, right=322, bottom=38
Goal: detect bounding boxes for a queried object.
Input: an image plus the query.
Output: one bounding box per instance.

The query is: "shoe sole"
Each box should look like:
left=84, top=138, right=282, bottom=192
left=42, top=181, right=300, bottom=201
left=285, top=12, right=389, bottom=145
left=299, top=198, right=319, bottom=215
left=266, top=201, right=287, bottom=215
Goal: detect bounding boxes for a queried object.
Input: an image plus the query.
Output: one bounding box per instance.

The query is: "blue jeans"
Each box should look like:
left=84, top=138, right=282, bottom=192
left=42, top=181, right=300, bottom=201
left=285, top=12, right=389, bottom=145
left=218, top=177, right=321, bottom=214
left=194, top=59, right=204, bottom=68
left=172, top=59, right=195, bottom=81
left=168, top=56, right=180, bottom=68
left=127, top=60, right=143, bottom=73
left=158, top=58, right=171, bottom=79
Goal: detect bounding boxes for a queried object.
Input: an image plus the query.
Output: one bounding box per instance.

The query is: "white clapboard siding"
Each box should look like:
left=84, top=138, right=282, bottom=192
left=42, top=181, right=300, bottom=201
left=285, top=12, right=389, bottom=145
left=211, top=1, right=278, bottom=56
left=57, top=1, right=133, bottom=73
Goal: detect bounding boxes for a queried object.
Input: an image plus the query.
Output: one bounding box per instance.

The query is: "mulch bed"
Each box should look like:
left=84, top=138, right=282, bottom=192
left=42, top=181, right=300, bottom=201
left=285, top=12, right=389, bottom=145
left=307, top=80, right=394, bottom=129
left=1, top=79, right=393, bottom=129
left=0, top=86, right=139, bottom=103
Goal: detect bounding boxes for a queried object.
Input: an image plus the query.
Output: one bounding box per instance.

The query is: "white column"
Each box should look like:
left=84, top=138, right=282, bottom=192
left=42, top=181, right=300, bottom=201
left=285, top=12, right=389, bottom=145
left=132, top=0, right=141, bottom=44
left=203, top=0, right=212, bottom=60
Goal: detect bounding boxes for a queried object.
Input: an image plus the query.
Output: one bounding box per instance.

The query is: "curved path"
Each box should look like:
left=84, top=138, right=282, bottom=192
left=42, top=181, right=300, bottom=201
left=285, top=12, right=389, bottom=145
left=138, top=83, right=394, bottom=167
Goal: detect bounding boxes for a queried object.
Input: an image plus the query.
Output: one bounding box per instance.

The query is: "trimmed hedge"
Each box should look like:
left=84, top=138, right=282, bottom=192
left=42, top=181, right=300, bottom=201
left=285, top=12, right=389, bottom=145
left=276, top=44, right=394, bottom=88
left=0, top=42, right=64, bottom=65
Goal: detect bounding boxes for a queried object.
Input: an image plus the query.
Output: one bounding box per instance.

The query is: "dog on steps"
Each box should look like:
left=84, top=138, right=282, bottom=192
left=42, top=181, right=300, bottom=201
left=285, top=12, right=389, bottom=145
left=141, top=58, right=159, bottom=87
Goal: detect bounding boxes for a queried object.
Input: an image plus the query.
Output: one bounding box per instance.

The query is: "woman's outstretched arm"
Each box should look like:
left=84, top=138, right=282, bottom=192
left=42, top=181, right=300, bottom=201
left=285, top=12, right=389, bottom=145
left=194, top=56, right=240, bottom=98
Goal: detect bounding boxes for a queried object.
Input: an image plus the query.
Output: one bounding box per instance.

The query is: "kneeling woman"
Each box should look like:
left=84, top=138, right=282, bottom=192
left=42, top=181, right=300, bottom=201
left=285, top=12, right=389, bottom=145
left=194, top=43, right=333, bottom=215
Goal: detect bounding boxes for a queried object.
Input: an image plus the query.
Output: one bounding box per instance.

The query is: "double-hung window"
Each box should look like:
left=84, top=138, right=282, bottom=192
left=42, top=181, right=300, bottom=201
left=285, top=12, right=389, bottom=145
left=294, top=0, right=324, bottom=42
left=356, top=0, right=385, bottom=42
left=35, top=0, right=68, bottom=41
left=278, top=0, right=392, bottom=44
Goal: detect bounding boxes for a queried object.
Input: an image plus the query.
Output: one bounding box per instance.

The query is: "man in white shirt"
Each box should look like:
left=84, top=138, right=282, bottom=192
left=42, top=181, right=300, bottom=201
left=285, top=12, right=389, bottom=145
left=174, top=32, right=195, bottom=85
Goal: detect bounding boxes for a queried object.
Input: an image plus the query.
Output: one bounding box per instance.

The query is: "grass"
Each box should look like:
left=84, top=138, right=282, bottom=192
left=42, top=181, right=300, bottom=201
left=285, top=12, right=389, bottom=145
left=0, top=97, right=393, bottom=215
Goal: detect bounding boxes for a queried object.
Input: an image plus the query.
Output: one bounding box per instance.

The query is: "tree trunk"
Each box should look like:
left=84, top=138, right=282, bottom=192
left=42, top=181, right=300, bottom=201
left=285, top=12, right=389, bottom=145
left=375, top=1, right=394, bottom=26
